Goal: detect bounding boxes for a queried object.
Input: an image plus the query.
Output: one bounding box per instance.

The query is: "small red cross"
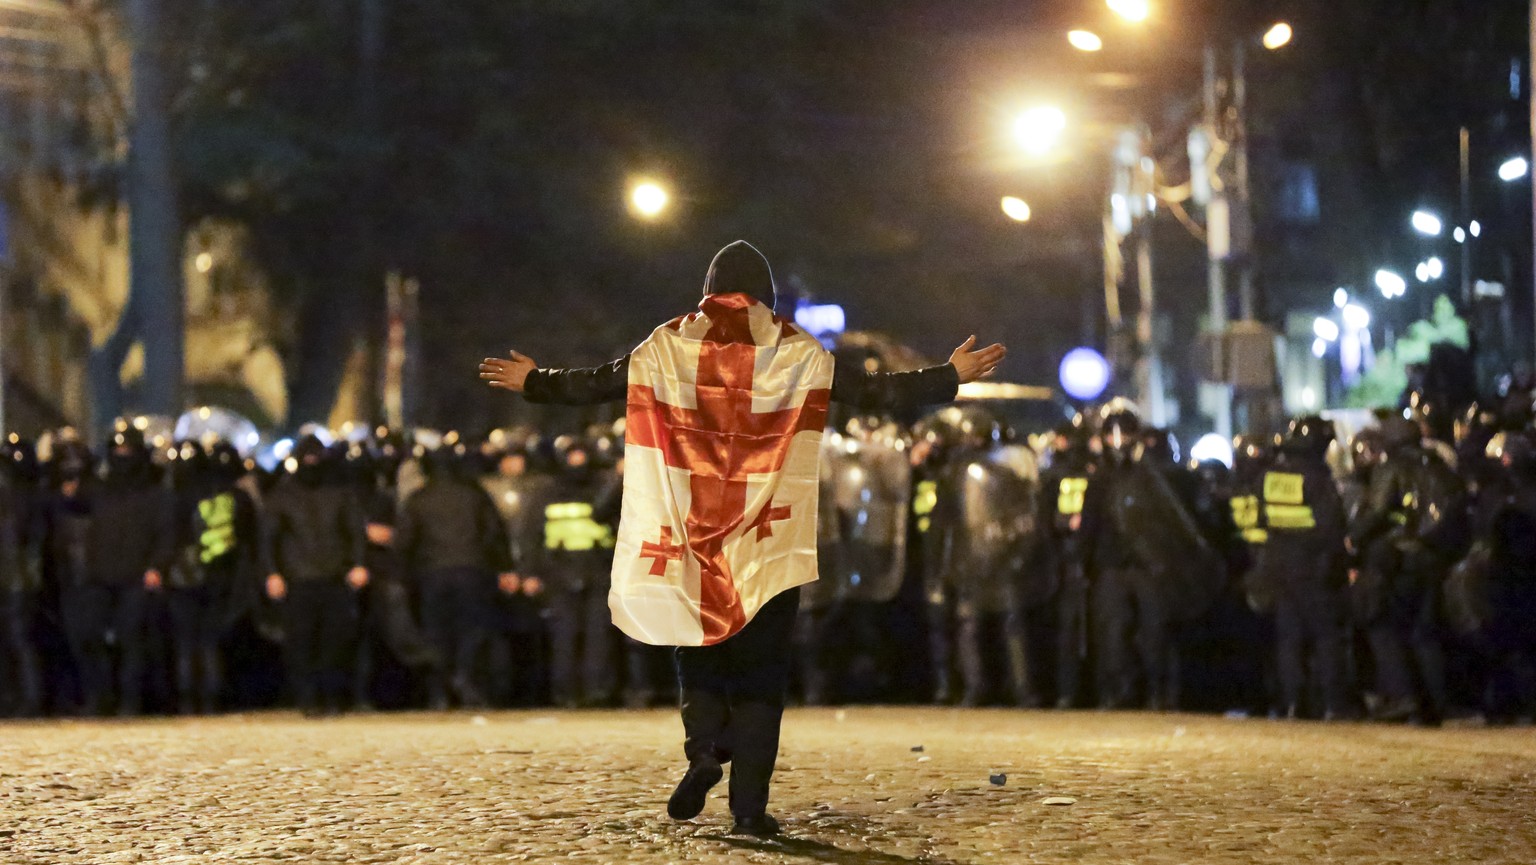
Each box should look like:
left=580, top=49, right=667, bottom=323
left=639, top=526, right=685, bottom=576
left=747, top=504, right=792, bottom=541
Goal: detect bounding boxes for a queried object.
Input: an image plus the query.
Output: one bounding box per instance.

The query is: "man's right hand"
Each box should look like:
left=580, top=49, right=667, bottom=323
left=266, top=574, right=287, bottom=601
left=947, top=336, right=1007, bottom=384
left=479, top=350, right=539, bottom=393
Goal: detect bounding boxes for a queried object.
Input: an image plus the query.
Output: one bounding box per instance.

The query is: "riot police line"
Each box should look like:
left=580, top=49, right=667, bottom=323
left=0, top=397, right=1532, bottom=724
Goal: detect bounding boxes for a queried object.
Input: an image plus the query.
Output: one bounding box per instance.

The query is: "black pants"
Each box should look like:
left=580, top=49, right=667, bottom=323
left=65, top=582, right=149, bottom=715
left=283, top=576, right=358, bottom=711
left=1093, top=566, right=1174, bottom=709
left=420, top=568, right=491, bottom=704
left=675, top=586, right=799, bottom=820
left=548, top=581, right=617, bottom=706
left=0, top=590, right=42, bottom=715
left=1055, top=560, right=1090, bottom=707
left=168, top=584, right=224, bottom=713
left=1273, top=571, right=1348, bottom=715
left=1366, top=563, right=1447, bottom=719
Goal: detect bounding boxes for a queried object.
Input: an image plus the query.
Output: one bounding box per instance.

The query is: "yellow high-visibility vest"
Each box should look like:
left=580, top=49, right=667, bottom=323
left=544, top=501, right=615, bottom=551
left=1263, top=471, right=1315, bottom=530
left=912, top=480, right=937, bottom=534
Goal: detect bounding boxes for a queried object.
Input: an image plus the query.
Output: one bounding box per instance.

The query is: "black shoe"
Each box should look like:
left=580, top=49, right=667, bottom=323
left=731, top=813, right=780, bottom=837
left=666, top=757, right=723, bottom=820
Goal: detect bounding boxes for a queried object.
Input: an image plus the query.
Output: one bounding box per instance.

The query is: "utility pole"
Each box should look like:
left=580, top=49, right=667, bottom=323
left=1460, top=126, right=1472, bottom=308
left=1203, top=44, right=1233, bottom=438
left=127, top=0, right=184, bottom=416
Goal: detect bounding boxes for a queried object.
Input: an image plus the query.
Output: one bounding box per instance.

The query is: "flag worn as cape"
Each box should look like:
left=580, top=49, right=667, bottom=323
left=610, top=292, right=833, bottom=646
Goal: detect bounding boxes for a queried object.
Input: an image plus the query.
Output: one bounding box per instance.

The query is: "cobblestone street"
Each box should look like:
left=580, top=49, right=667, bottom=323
left=2, top=708, right=1533, bottom=863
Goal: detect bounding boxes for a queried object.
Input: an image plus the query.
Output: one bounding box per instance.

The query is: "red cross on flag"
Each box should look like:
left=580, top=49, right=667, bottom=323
left=612, top=292, right=833, bottom=646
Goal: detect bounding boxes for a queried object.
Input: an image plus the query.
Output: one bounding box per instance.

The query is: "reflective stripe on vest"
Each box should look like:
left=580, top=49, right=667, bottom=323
left=913, top=480, right=937, bottom=534
left=544, top=502, right=614, bottom=551
left=1230, top=494, right=1267, bottom=544
left=1262, top=471, right=1315, bottom=530
left=1057, top=476, right=1088, bottom=517
left=198, top=492, right=238, bottom=564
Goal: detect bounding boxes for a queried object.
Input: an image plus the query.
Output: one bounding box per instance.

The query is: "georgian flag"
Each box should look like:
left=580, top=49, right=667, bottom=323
left=610, top=292, right=833, bottom=646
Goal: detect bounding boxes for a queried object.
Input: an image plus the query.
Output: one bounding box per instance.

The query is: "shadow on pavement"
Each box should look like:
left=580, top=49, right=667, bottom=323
left=705, top=834, right=965, bottom=865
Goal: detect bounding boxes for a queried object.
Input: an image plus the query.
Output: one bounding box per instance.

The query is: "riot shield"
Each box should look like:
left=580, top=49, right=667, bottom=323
left=941, top=449, right=1039, bottom=614
left=1111, top=463, right=1224, bottom=620
left=821, top=429, right=912, bottom=604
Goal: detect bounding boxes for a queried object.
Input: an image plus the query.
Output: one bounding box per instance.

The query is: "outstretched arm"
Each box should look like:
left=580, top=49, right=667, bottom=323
left=480, top=352, right=630, bottom=405
left=830, top=336, right=1006, bottom=411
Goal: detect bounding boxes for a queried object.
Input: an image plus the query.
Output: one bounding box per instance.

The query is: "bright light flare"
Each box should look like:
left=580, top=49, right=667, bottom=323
left=1313, top=317, right=1340, bottom=342
left=1190, top=433, right=1233, bottom=468
left=1342, top=303, right=1371, bottom=330
left=1499, top=157, right=1529, bottom=182
left=1067, top=30, right=1103, bottom=51
left=1106, top=0, right=1150, bottom=23
left=629, top=181, right=670, bottom=219
left=1411, top=210, right=1442, bottom=236
left=1333, top=288, right=1348, bottom=308
left=1311, top=338, right=1328, bottom=358
left=1262, top=22, right=1293, bottom=50
left=1426, top=257, right=1444, bottom=279
left=195, top=252, right=213, bottom=273
left=1375, top=268, right=1407, bottom=298
left=1001, top=196, right=1032, bottom=222
left=1470, top=220, right=1482, bottom=237
left=1013, top=106, right=1067, bottom=155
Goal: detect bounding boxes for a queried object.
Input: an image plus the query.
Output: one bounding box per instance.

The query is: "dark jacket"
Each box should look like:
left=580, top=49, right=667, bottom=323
left=533, top=470, right=616, bottom=591
left=1258, top=453, right=1346, bottom=584
left=396, top=477, right=513, bottom=575
left=172, top=483, right=260, bottom=588
left=262, top=478, right=367, bottom=581
left=82, top=480, right=176, bottom=586
left=524, top=354, right=959, bottom=411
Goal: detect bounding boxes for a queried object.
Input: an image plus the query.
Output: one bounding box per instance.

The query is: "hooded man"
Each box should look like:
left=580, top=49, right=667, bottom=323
left=481, top=240, right=1004, bottom=836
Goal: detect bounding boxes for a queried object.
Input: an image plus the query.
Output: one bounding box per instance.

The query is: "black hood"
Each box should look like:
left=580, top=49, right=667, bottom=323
left=703, top=240, right=776, bottom=312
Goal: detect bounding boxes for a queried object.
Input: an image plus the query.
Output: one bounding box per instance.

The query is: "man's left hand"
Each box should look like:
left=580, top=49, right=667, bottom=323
left=479, top=351, right=538, bottom=393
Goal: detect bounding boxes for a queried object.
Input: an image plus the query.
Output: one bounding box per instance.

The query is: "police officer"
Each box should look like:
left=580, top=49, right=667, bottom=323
left=167, top=440, right=259, bottom=714
left=57, top=425, right=175, bottom=715
left=537, top=437, right=618, bottom=707
left=1260, top=416, right=1351, bottom=719
left=480, top=436, right=552, bottom=706
left=1348, top=417, right=1465, bottom=724
left=1468, top=432, right=1536, bottom=720
left=1081, top=400, right=1217, bottom=710
left=263, top=435, right=369, bottom=716
left=397, top=434, right=513, bottom=709
left=0, top=435, right=43, bottom=715
left=1040, top=416, right=1094, bottom=708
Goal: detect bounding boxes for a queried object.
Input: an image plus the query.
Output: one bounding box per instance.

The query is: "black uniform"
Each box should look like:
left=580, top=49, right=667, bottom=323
left=396, top=461, right=512, bottom=708
left=51, top=463, right=175, bottom=715
left=1469, top=466, right=1536, bottom=719
left=1259, top=452, right=1349, bottom=716
left=1040, top=453, right=1092, bottom=708
left=520, top=308, right=959, bottom=825
left=169, top=466, right=259, bottom=713
left=0, top=471, right=42, bottom=715
left=263, top=462, right=368, bottom=714
left=482, top=461, right=553, bottom=705
left=534, top=459, right=618, bottom=707
left=1350, top=436, right=1466, bottom=723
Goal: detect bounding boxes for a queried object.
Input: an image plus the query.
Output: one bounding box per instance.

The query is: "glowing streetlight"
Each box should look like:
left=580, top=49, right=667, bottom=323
left=1499, top=156, right=1529, bottom=182
left=1375, top=268, right=1407, bottom=298
left=1261, top=22, right=1293, bottom=50
left=1410, top=210, right=1442, bottom=236
left=1333, top=288, right=1349, bottom=308
left=1013, top=106, right=1067, bottom=156
left=1000, top=196, right=1032, bottom=222
left=1067, top=30, right=1103, bottom=52
left=1106, top=0, right=1150, bottom=23
left=1453, top=226, right=1466, bottom=243
left=1342, top=303, right=1371, bottom=330
left=1470, top=220, right=1481, bottom=238
left=1313, top=317, right=1339, bottom=342
left=1426, top=256, right=1444, bottom=279
left=195, top=252, right=214, bottom=274
left=628, top=180, right=670, bottom=219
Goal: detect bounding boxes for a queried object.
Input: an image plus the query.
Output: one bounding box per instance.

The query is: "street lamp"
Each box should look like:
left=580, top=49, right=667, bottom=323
left=628, top=180, right=670, bottom=219
left=1106, top=0, right=1149, bottom=23
left=1341, top=303, right=1371, bottom=330
left=1013, top=106, right=1067, bottom=156
left=1261, top=22, right=1293, bottom=51
left=1499, top=156, right=1529, bottom=181
left=1067, top=30, right=1103, bottom=52
left=1000, top=196, right=1032, bottom=222
left=1410, top=210, right=1443, bottom=236
left=1375, top=268, right=1407, bottom=298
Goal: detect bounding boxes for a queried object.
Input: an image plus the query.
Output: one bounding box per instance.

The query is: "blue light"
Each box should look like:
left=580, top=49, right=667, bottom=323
left=795, top=303, right=846, bottom=337
left=1059, top=347, right=1110, bottom=401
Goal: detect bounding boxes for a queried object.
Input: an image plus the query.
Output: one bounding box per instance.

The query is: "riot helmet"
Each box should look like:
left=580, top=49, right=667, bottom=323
left=171, top=440, right=210, bottom=491
left=1096, top=398, right=1142, bottom=458
left=290, top=434, right=330, bottom=485
left=1379, top=415, right=1421, bottom=452
left=1140, top=427, right=1179, bottom=464
left=1349, top=427, right=1387, bottom=481
left=1232, top=434, right=1272, bottom=480
left=1, top=433, right=39, bottom=485
left=1282, top=414, right=1336, bottom=460
left=104, top=423, right=152, bottom=485
left=208, top=441, right=246, bottom=484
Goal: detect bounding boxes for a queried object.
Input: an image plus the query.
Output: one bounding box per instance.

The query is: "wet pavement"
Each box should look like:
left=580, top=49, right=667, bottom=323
left=1, top=708, right=1533, bottom=863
